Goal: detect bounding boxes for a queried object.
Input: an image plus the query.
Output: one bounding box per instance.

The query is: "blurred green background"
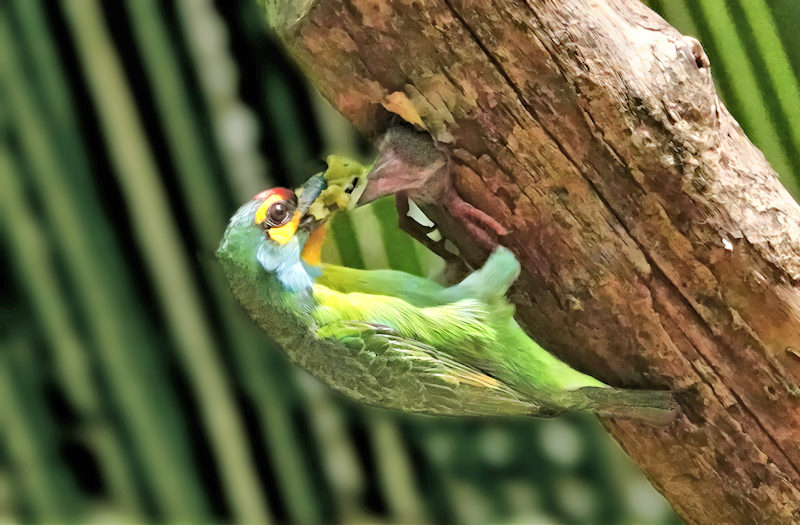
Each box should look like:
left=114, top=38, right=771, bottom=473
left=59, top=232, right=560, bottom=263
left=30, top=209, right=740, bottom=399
left=1, top=1, right=799, bottom=523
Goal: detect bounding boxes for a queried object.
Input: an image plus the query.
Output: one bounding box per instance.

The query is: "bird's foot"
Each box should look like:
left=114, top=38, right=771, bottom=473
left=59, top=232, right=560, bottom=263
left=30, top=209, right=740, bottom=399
left=443, top=187, right=507, bottom=250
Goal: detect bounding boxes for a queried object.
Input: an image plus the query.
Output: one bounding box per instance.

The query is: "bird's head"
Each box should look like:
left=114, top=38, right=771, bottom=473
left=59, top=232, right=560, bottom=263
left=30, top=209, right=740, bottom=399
left=217, top=175, right=328, bottom=292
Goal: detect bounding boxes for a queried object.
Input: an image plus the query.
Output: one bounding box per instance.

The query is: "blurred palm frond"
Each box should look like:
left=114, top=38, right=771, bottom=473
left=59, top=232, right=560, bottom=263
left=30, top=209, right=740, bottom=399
left=2, top=1, right=798, bottom=523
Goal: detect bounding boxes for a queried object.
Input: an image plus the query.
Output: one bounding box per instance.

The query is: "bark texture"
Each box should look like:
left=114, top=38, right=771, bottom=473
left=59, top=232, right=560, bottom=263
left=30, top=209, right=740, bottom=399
left=267, top=1, right=800, bottom=522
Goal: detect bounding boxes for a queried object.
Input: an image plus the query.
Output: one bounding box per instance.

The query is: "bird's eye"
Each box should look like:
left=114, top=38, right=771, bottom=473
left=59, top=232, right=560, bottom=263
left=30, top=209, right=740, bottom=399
left=265, top=200, right=294, bottom=228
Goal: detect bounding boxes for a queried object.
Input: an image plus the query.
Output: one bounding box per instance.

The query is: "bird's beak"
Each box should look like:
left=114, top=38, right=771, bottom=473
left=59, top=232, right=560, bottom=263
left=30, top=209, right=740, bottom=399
left=356, top=127, right=446, bottom=206
left=356, top=156, right=424, bottom=205
left=298, top=212, right=324, bottom=233
left=297, top=174, right=327, bottom=233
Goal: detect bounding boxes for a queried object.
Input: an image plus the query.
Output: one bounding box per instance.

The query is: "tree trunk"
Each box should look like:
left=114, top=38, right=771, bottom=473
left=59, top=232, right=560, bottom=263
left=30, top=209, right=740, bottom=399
left=266, top=1, right=800, bottom=522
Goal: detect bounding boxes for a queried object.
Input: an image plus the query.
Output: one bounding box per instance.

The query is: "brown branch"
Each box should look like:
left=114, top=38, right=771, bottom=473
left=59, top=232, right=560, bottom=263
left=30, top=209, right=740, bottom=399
left=267, top=0, right=800, bottom=522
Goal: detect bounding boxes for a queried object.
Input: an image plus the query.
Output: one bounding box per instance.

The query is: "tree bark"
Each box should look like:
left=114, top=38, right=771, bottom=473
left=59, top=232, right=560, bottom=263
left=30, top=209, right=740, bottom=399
left=267, top=1, right=800, bottom=522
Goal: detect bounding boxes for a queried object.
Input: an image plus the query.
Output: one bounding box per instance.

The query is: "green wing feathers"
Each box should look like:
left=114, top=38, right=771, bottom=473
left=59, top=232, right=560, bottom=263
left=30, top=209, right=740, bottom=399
left=313, top=320, right=545, bottom=417
left=317, top=246, right=519, bottom=307
left=438, top=247, right=520, bottom=304
left=311, top=246, right=677, bottom=424
left=316, top=264, right=446, bottom=307
left=312, top=284, right=497, bottom=351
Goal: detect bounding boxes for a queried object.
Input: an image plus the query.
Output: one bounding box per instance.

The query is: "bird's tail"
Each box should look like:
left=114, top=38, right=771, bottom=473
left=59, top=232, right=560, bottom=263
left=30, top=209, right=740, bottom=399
left=570, top=387, right=679, bottom=425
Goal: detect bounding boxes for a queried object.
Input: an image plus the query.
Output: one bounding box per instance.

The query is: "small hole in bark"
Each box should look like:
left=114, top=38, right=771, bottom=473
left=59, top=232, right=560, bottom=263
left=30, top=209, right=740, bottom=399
left=764, top=384, right=778, bottom=399
left=680, top=37, right=709, bottom=69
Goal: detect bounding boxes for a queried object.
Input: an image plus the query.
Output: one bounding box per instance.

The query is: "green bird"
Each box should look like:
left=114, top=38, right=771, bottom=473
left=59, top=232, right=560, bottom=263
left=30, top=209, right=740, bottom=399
left=217, top=174, right=677, bottom=424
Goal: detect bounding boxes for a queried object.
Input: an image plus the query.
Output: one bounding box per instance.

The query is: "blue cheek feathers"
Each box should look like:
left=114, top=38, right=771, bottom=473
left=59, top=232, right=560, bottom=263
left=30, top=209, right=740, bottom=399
left=257, top=236, right=319, bottom=292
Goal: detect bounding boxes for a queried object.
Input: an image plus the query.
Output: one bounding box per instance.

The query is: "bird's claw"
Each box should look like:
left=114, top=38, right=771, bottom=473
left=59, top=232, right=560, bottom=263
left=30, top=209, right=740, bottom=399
left=443, top=188, right=507, bottom=251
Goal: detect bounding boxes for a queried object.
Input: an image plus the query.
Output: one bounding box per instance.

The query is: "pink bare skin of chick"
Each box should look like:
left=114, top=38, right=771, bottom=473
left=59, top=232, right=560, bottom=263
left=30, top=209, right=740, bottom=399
left=357, top=124, right=507, bottom=262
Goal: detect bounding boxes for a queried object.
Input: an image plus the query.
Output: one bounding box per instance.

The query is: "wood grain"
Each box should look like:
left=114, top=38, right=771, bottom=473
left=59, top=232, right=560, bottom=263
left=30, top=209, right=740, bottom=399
left=267, top=1, right=800, bottom=522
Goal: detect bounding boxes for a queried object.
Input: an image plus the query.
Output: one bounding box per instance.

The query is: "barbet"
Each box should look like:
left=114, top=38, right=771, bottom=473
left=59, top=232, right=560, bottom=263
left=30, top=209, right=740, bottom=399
left=217, top=171, right=677, bottom=424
